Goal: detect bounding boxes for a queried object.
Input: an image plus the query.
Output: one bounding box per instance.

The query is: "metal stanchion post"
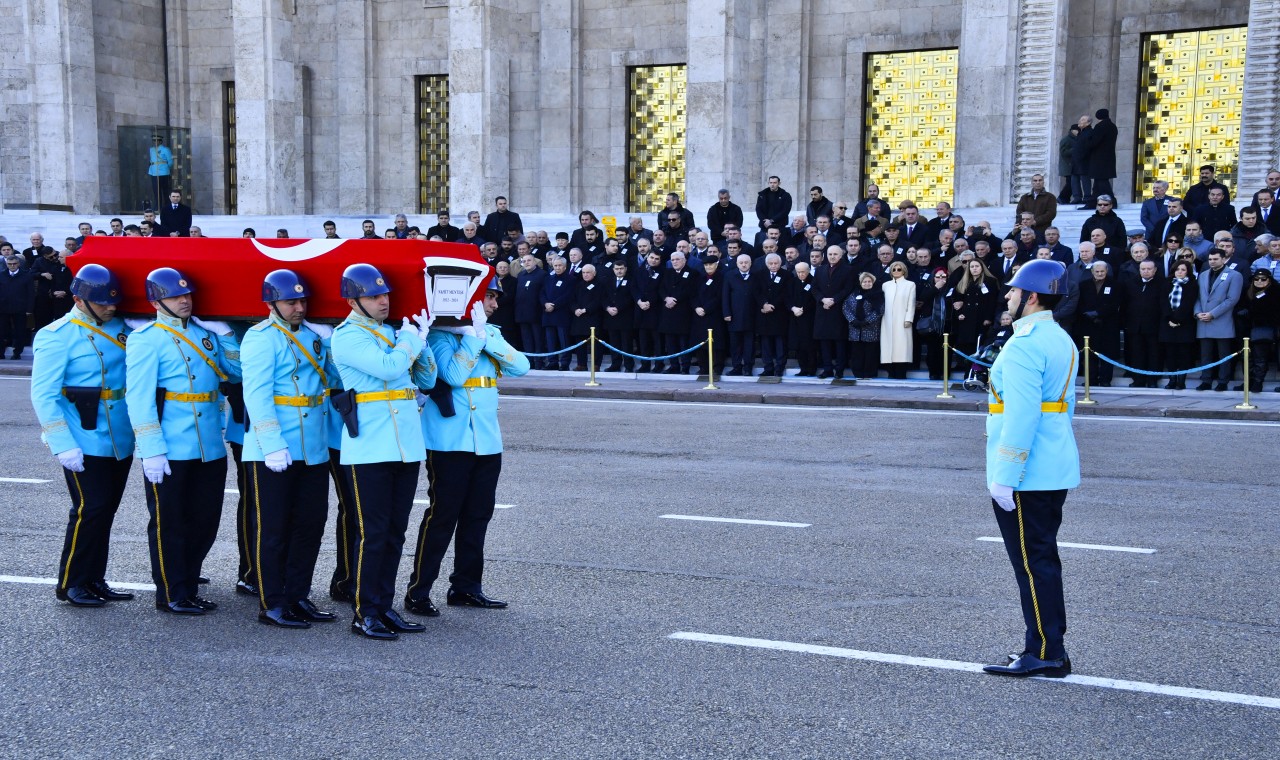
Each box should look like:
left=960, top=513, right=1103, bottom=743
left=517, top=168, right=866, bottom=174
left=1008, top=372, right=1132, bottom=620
left=703, top=329, right=718, bottom=390
left=936, top=332, right=954, bottom=399
left=1235, top=339, right=1256, bottom=410
left=1079, top=336, right=1096, bottom=405
left=585, top=328, right=600, bottom=387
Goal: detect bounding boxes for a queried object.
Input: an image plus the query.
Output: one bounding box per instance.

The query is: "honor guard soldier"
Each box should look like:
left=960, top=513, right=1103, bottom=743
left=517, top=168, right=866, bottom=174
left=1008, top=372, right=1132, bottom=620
left=30, top=264, right=136, bottom=607
left=240, top=270, right=338, bottom=628
left=226, top=351, right=256, bottom=598
left=319, top=325, right=358, bottom=605
left=981, top=259, right=1080, bottom=678
left=329, top=263, right=437, bottom=640
left=125, top=267, right=241, bottom=615
left=405, top=276, right=530, bottom=616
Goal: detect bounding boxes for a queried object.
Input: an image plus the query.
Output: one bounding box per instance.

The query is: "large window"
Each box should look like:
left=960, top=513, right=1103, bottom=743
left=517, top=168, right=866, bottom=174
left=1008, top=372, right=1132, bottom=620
left=1135, top=27, right=1246, bottom=198
left=416, top=75, right=450, bottom=214
left=626, top=65, right=687, bottom=213
left=862, top=49, right=957, bottom=206
left=223, top=81, right=237, bottom=215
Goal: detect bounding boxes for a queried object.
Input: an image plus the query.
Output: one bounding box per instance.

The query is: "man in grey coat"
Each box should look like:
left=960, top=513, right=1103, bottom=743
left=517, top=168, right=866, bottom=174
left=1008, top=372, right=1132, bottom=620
left=1194, top=249, right=1243, bottom=391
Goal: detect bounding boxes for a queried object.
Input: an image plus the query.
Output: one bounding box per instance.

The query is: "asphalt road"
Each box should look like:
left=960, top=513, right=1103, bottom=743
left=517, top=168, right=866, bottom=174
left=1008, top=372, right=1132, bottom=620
left=1, top=374, right=1278, bottom=759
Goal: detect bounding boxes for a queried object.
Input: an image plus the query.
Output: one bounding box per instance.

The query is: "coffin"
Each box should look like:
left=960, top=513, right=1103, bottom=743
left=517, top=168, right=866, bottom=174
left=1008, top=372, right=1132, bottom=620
left=70, top=237, right=495, bottom=322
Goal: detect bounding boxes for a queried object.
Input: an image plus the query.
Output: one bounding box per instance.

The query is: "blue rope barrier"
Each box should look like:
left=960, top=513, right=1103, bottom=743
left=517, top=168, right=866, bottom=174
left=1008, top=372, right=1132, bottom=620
left=950, top=347, right=993, bottom=368
left=596, top=339, right=708, bottom=362
left=524, top=339, right=589, bottom=358
left=1093, top=351, right=1239, bottom=377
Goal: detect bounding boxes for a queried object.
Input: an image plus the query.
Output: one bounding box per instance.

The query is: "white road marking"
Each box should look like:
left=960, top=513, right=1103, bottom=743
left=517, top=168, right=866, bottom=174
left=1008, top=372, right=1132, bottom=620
left=659, top=514, right=810, bottom=528
left=0, top=574, right=156, bottom=591
left=413, top=498, right=514, bottom=509
left=669, top=631, right=1280, bottom=711
left=0, top=477, right=51, bottom=484
left=976, top=537, right=1156, bottom=554
left=504, top=394, right=1280, bottom=427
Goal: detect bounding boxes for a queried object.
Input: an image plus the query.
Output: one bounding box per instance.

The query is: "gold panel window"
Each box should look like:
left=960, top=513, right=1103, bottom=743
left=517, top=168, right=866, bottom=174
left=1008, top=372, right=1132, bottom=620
left=417, top=75, right=450, bottom=214
left=862, top=49, right=957, bottom=206
left=627, top=65, right=687, bottom=213
left=1136, top=27, right=1246, bottom=199
left=223, top=81, right=237, bottom=215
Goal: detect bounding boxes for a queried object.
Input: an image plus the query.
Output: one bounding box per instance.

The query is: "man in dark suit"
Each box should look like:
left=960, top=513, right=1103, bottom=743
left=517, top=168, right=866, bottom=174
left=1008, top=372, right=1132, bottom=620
left=1193, top=187, right=1237, bottom=238
left=1081, top=108, right=1118, bottom=208
left=994, top=239, right=1026, bottom=285
left=0, top=255, right=35, bottom=359
left=1248, top=170, right=1280, bottom=213
left=426, top=212, right=461, bottom=242
left=481, top=196, right=523, bottom=243
left=1150, top=197, right=1189, bottom=246
left=1183, top=165, right=1231, bottom=213
left=159, top=190, right=193, bottom=237
left=722, top=253, right=757, bottom=376
left=897, top=205, right=930, bottom=248
left=1252, top=190, right=1280, bottom=235
left=755, top=176, right=792, bottom=235
left=1118, top=260, right=1164, bottom=386
left=706, top=190, right=743, bottom=242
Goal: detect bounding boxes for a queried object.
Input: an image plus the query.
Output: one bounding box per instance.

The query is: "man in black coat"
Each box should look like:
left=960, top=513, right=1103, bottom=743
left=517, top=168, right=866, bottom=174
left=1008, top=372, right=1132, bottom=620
left=1193, top=187, right=1238, bottom=238
left=602, top=260, right=636, bottom=371
left=658, top=193, right=695, bottom=234
left=755, top=176, right=793, bottom=235
left=427, top=212, right=462, bottom=242
left=658, top=251, right=698, bottom=373
left=1082, top=108, right=1118, bottom=208
left=30, top=246, right=73, bottom=329
left=706, top=190, right=744, bottom=242
left=514, top=254, right=548, bottom=368
left=1078, top=195, right=1127, bottom=251
left=159, top=190, right=193, bottom=237
left=481, top=196, right=523, bottom=243
left=0, top=256, right=35, bottom=359
left=752, top=254, right=791, bottom=376
left=897, top=205, right=930, bottom=248
left=691, top=255, right=726, bottom=375
left=722, top=253, right=757, bottom=376
left=1183, top=165, right=1231, bottom=213
left=1118, top=260, right=1164, bottom=386
left=805, top=186, right=834, bottom=227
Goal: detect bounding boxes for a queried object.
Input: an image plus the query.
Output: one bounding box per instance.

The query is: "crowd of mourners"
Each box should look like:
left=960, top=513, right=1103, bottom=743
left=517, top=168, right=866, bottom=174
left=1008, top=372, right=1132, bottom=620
left=4, top=167, right=1280, bottom=392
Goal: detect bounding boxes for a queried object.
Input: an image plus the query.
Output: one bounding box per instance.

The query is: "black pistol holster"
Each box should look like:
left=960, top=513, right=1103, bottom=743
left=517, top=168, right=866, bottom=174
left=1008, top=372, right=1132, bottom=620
left=62, top=386, right=101, bottom=430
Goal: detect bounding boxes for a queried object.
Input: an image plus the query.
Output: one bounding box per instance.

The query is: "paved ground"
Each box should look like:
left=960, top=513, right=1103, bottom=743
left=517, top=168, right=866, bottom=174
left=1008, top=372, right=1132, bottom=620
left=1, top=374, right=1278, bottom=757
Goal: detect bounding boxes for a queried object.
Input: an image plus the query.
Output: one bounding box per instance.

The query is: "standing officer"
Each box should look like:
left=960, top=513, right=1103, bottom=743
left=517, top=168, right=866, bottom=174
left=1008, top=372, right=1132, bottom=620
left=405, top=277, right=530, bottom=615
left=981, top=259, right=1080, bottom=678
left=239, top=269, right=339, bottom=628
left=125, top=267, right=241, bottom=615
left=30, top=264, right=135, bottom=606
left=330, top=263, right=436, bottom=640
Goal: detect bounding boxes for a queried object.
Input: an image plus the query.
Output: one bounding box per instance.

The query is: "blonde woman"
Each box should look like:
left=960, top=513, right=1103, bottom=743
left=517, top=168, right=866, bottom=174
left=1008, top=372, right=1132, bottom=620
left=880, top=261, right=916, bottom=378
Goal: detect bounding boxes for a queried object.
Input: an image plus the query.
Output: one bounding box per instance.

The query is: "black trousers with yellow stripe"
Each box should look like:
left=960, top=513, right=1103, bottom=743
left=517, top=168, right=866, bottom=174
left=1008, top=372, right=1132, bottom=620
left=247, top=460, right=328, bottom=610
left=57, top=455, right=132, bottom=592
left=406, top=451, right=502, bottom=601
left=327, top=448, right=357, bottom=597
left=347, top=461, right=418, bottom=617
left=228, top=442, right=254, bottom=587
left=992, top=489, right=1068, bottom=661
left=145, top=457, right=227, bottom=606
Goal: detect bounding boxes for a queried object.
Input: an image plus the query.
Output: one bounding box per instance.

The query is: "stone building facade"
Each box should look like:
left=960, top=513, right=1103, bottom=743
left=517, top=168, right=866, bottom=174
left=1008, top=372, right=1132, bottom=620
left=1, top=0, right=1276, bottom=219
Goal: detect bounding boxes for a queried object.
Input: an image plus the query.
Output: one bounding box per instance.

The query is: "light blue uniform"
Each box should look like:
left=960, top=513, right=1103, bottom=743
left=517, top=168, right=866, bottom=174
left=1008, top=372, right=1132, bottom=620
left=240, top=315, right=333, bottom=465
left=30, top=309, right=135, bottom=459
left=986, top=310, right=1080, bottom=491
left=422, top=326, right=530, bottom=455
left=330, top=312, right=436, bottom=464
left=322, top=331, right=346, bottom=452
left=125, top=313, right=242, bottom=462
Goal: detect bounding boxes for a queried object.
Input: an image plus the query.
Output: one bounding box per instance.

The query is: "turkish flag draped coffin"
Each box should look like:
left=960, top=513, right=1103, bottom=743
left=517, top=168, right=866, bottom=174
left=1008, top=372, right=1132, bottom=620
left=71, top=237, right=495, bottom=321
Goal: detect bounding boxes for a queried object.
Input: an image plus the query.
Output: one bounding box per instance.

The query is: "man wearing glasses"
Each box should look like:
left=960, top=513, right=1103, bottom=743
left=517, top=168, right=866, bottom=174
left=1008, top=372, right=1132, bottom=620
left=1077, top=195, right=1126, bottom=252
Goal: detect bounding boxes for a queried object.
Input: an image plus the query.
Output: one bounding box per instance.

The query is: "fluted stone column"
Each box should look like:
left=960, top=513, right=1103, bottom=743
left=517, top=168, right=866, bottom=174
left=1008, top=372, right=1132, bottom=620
left=25, top=0, right=99, bottom=212
left=685, top=0, right=754, bottom=215
left=1008, top=0, right=1071, bottom=202
left=449, top=0, right=512, bottom=214
left=232, top=0, right=302, bottom=214
left=1238, top=0, right=1280, bottom=189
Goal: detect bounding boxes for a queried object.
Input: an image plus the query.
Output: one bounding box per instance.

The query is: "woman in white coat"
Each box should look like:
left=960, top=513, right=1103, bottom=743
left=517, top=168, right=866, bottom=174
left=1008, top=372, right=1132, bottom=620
left=880, top=261, right=916, bottom=378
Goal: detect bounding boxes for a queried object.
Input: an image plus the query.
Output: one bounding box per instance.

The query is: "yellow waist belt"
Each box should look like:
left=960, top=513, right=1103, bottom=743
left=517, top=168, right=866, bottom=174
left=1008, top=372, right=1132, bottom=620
left=165, top=391, right=216, bottom=403
left=273, top=394, right=328, bottom=408
left=462, top=377, right=498, bottom=389
left=354, top=389, right=417, bottom=403
left=988, top=401, right=1069, bottom=414
left=64, top=388, right=126, bottom=401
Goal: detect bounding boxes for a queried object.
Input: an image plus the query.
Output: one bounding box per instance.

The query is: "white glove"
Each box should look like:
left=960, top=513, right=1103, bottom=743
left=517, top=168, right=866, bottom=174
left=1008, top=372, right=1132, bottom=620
left=468, top=301, right=488, bottom=339
left=302, top=320, right=333, bottom=339
left=396, top=318, right=424, bottom=355
left=125, top=318, right=151, bottom=331
left=989, top=482, right=1016, bottom=512
left=143, top=455, right=171, bottom=484
left=411, top=309, right=435, bottom=340
left=190, top=317, right=232, bottom=336
left=57, top=447, right=85, bottom=473
left=264, top=448, right=292, bottom=473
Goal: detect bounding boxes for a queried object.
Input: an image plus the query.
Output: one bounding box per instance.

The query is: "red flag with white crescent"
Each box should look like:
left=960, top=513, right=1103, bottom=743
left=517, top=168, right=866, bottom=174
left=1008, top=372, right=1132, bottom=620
left=70, top=237, right=494, bottom=321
